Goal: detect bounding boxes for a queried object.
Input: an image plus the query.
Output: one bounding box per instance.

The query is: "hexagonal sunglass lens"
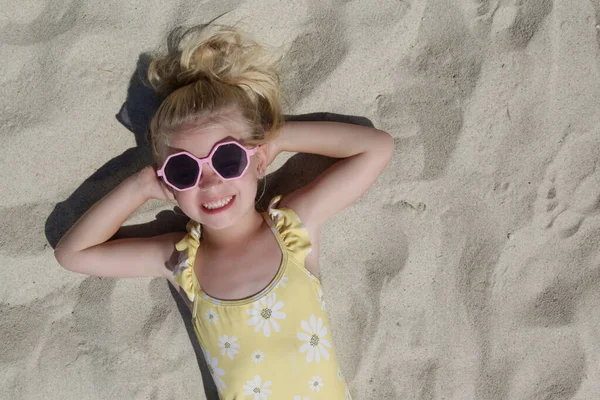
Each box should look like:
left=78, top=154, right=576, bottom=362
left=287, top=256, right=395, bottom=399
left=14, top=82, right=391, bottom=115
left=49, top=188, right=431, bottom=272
left=212, top=144, right=247, bottom=179
left=164, top=154, right=200, bottom=189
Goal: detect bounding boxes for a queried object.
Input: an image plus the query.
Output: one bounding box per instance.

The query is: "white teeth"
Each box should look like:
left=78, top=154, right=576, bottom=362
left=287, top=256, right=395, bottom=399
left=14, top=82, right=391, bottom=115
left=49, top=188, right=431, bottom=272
left=202, top=196, right=233, bottom=210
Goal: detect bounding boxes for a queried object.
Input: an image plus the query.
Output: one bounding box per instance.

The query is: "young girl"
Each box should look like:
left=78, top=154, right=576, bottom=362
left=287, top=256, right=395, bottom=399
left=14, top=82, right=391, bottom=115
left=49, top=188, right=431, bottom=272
left=55, top=25, right=393, bottom=399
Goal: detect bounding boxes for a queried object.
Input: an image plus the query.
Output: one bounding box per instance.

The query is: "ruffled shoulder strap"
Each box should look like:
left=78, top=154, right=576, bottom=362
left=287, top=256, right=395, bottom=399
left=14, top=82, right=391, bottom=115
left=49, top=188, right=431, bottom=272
left=173, top=220, right=201, bottom=302
left=267, top=195, right=312, bottom=265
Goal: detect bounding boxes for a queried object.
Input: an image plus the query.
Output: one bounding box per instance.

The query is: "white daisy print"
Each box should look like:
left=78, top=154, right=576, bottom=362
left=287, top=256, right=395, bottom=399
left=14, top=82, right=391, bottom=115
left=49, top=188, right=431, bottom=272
left=218, top=335, right=240, bottom=360
left=205, top=308, right=218, bottom=324
left=278, top=275, right=289, bottom=288
left=243, top=375, right=272, bottom=399
left=294, top=396, right=311, bottom=400
left=247, top=293, right=286, bottom=337
left=308, top=376, right=324, bottom=392
left=317, top=289, right=325, bottom=310
left=203, top=348, right=226, bottom=392
left=251, top=350, right=265, bottom=364
left=297, top=315, right=331, bottom=363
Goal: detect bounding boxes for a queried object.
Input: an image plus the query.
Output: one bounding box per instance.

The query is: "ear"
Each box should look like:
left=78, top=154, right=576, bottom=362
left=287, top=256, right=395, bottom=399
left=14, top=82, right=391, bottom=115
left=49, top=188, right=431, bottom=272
left=255, top=144, right=268, bottom=175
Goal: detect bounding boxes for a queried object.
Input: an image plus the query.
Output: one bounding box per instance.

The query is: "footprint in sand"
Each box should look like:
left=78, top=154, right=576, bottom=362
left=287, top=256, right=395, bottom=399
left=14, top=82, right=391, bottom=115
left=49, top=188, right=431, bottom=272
left=375, top=1, right=482, bottom=180
left=0, top=0, right=83, bottom=46
left=457, top=0, right=499, bottom=38
left=533, top=129, right=600, bottom=238
left=458, top=0, right=553, bottom=49
left=490, top=0, right=553, bottom=49
left=279, top=0, right=348, bottom=107
left=492, top=129, right=600, bottom=306
left=488, top=129, right=600, bottom=399
left=335, top=221, right=408, bottom=397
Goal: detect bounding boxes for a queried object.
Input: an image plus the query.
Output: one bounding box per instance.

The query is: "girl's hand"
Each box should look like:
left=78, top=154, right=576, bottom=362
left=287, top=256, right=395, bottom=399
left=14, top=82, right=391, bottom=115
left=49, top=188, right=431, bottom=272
left=135, top=166, right=176, bottom=202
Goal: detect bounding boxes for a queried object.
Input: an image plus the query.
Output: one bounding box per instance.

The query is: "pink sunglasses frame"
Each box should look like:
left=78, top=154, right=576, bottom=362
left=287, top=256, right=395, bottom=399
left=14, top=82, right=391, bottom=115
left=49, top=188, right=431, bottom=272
left=156, top=140, right=258, bottom=191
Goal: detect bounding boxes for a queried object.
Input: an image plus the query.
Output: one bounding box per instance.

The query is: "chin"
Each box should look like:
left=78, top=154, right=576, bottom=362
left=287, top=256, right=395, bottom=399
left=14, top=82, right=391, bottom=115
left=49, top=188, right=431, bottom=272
left=201, top=218, right=236, bottom=230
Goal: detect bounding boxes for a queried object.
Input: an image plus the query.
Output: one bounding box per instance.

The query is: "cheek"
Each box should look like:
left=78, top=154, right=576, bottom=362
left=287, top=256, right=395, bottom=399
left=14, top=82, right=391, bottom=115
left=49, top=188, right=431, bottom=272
left=235, top=176, right=258, bottom=196
left=230, top=175, right=259, bottom=205
left=174, top=191, right=198, bottom=213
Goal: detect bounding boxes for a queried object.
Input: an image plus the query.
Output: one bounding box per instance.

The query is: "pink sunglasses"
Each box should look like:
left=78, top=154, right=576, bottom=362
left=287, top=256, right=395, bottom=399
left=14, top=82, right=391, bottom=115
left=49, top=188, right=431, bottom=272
left=157, top=140, right=257, bottom=191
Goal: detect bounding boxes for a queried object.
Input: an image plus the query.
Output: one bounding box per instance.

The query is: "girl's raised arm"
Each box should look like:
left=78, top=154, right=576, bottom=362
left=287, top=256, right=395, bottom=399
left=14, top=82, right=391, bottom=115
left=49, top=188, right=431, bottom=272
left=276, top=121, right=394, bottom=229
left=54, top=167, right=184, bottom=278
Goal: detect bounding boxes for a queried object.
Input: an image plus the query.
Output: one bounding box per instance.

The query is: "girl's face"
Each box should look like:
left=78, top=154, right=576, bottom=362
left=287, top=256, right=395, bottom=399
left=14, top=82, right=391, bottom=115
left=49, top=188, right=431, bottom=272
left=164, top=120, right=265, bottom=230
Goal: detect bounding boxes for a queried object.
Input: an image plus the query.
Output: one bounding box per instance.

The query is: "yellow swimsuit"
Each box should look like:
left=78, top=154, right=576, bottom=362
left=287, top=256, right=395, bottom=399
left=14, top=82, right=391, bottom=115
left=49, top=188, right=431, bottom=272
left=173, top=195, right=352, bottom=399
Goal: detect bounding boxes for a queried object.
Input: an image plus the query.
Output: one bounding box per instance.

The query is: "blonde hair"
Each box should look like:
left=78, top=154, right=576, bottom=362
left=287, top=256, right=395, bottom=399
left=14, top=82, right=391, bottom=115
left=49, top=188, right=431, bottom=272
left=147, top=25, right=283, bottom=162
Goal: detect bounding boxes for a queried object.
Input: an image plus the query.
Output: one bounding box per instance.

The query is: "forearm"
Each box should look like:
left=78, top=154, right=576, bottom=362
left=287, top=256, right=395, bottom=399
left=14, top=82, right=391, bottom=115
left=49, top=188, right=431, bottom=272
left=55, top=173, right=150, bottom=256
left=275, top=121, right=392, bottom=158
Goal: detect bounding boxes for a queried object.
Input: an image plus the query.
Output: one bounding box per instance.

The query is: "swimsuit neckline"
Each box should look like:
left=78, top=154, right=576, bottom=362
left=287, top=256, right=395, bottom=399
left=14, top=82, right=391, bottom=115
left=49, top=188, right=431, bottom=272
left=191, top=211, right=288, bottom=307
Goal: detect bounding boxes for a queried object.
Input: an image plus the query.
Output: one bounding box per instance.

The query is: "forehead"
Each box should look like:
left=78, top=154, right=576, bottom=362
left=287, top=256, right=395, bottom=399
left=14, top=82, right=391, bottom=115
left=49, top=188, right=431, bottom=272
left=166, top=122, right=245, bottom=157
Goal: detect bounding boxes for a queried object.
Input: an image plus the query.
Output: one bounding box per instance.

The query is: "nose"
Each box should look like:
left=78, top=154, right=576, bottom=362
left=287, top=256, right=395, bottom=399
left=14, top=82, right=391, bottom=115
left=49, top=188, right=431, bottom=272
left=197, top=163, right=223, bottom=190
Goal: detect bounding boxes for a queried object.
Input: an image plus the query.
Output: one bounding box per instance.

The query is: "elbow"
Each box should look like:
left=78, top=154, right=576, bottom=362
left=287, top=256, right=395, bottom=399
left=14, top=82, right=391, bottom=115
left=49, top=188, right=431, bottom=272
left=376, top=130, right=394, bottom=162
left=54, top=248, right=67, bottom=269
left=54, top=247, right=75, bottom=271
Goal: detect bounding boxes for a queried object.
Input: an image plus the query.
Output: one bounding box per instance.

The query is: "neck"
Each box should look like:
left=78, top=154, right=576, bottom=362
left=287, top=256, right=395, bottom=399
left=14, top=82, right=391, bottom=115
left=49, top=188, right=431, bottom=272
left=200, top=207, right=264, bottom=249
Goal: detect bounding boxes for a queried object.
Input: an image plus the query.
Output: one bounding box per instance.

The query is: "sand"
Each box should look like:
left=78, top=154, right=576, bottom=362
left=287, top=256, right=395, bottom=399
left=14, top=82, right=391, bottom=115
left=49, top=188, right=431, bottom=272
left=2, top=0, right=600, bottom=398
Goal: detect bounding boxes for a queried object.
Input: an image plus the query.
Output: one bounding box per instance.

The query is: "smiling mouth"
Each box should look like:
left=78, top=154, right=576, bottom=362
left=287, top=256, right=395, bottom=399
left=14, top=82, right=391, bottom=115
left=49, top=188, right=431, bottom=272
left=201, top=195, right=235, bottom=211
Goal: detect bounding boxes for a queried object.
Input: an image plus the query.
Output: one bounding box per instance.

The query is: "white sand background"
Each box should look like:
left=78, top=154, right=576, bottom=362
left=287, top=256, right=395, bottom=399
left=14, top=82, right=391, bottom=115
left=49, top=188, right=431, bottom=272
left=2, top=0, right=600, bottom=399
